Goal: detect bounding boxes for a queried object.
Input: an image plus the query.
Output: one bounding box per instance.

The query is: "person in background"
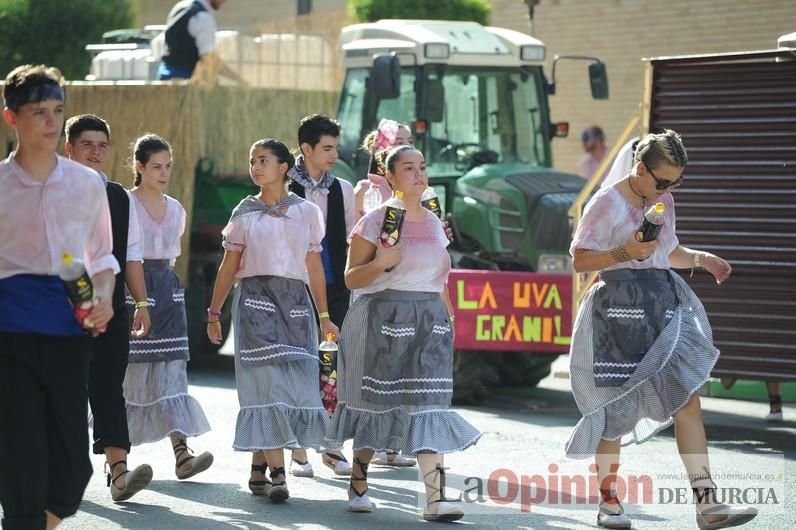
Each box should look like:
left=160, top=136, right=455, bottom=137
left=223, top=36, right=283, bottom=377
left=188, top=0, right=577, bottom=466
left=64, top=114, right=154, bottom=502
left=207, top=138, right=338, bottom=503
left=353, top=119, right=413, bottom=220
left=721, top=378, right=785, bottom=422
left=578, top=126, right=608, bottom=182
left=567, top=129, right=757, bottom=530
left=157, top=0, right=246, bottom=85
left=325, top=145, right=480, bottom=519
left=0, top=64, right=119, bottom=530
left=286, top=114, right=356, bottom=478
left=125, top=134, right=214, bottom=481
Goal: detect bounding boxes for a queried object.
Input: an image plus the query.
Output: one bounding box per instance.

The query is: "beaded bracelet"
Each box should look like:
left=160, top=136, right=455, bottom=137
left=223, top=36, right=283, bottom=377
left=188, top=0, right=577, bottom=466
left=610, top=246, right=632, bottom=263
left=134, top=300, right=149, bottom=309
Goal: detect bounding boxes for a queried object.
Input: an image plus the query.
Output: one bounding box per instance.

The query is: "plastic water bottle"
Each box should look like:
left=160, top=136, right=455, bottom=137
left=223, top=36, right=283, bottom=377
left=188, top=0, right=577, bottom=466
left=380, top=190, right=406, bottom=272
left=318, top=331, right=338, bottom=415
left=636, top=202, right=665, bottom=242
left=421, top=187, right=444, bottom=220
left=59, top=253, right=101, bottom=333
left=362, top=183, right=383, bottom=213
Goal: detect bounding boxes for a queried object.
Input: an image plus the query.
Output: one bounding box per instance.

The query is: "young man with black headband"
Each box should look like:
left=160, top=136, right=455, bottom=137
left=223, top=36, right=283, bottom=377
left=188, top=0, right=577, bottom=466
left=0, top=64, right=119, bottom=530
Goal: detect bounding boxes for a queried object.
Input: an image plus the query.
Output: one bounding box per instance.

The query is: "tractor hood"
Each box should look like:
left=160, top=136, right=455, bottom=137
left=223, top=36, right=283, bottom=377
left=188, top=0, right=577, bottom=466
left=453, top=163, right=585, bottom=270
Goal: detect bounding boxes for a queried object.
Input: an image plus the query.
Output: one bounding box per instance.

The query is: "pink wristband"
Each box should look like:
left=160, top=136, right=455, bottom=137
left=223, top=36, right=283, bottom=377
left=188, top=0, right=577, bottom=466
left=207, top=307, right=221, bottom=317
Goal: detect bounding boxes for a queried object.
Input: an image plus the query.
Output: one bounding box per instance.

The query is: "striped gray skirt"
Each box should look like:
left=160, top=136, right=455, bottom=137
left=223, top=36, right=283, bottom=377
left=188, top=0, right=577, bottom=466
left=123, top=260, right=210, bottom=445
left=232, top=275, right=329, bottom=452
left=565, top=269, right=719, bottom=459
left=325, top=290, right=481, bottom=455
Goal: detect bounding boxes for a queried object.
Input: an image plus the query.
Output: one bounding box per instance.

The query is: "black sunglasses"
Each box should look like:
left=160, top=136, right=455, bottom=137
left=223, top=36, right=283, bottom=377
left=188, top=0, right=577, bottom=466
left=644, top=161, right=684, bottom=190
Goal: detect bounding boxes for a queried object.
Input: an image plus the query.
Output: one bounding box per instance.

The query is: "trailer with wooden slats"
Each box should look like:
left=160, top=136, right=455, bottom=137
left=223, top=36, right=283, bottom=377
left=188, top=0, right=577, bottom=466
left=645, top=48, right=796, bottom=380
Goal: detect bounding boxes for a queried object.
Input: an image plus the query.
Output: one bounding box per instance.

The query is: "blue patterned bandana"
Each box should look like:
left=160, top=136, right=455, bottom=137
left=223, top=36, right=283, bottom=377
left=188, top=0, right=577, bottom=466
left=3, top=82, right=64, bottom=112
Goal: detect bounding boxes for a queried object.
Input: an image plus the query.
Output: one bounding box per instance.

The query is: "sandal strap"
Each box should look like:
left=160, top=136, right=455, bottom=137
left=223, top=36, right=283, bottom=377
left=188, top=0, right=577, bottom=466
left=269, top=466, right=286, bottom=480
left=106, top=460, right=129, bottom=488
left=323, top=452, right=348, bottom=463
left=251, top=463, right=268, bottom=474
left=423, top=465, right=450, bottom=503
left=352, top=457, right=369, bottom=480
left=292, top=458, right=309, bottom=466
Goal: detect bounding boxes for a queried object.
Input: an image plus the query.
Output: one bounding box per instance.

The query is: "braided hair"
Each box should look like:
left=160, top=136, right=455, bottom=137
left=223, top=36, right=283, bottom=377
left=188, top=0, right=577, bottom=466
left=634, top=129, right=688, bottom=169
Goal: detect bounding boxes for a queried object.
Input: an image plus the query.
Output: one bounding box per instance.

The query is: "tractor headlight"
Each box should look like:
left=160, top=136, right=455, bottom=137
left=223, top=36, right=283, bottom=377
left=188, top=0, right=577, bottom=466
left=425, top=43, right=450, bottom=60
left=537, top=254, right=572, bottom=273
left=520, top=45, right=545, bottom=62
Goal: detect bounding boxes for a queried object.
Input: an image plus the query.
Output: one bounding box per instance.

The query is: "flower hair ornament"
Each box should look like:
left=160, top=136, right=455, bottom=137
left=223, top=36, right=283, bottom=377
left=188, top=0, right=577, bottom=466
left=375, top=119, right=400, bottom=151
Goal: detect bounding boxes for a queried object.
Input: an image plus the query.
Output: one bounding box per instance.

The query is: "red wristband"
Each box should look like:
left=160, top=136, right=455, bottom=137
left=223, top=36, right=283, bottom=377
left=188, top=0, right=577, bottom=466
left=207, top=307, right=221, bottom=317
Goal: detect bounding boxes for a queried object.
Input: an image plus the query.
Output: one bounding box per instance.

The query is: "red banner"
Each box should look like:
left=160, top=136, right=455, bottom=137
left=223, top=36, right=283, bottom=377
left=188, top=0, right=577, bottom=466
left=447, top=270, right=572, bottom=353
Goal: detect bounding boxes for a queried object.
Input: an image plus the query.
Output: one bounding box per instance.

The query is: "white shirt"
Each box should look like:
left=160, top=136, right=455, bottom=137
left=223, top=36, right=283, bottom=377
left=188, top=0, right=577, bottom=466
left=188, top=0, right=218, bottom=56
left=350, top=206, right=451, bottom=295
left=303, top=176, right=356, bottom=238
left=570, top=185, right=679, bottom=271
left=222, top=197, right=325, bottom=284
left=0, top=153, right=119, bottom=279
left=98, top=172, right=143, bottom=263
left=130, top=194, right=186, bottom=266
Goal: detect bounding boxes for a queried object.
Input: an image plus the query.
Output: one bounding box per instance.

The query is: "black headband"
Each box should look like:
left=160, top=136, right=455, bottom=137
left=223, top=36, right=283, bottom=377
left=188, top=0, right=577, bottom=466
left=3, top=82, right=64, bottom=111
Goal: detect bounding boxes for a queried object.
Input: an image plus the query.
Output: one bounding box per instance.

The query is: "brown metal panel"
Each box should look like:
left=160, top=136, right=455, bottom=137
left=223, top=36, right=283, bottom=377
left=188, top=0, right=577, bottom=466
left=648, top=49, right=796, bottom=381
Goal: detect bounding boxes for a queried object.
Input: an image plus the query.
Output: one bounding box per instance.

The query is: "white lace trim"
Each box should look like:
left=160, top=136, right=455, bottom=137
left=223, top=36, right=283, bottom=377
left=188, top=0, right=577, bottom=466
left=129, top=346, right=189, bottom=354
left=362, top=376, right=453, bottom=385
left=606, top=308, right=645, bottom=319
left=381, top=325, right=415, bottom=337
left=130, top=336, right=188, bottom=345
left=244, top=299, right=276, bottom=312
left=362, top=386, right=453, bottom=395
left=240, top=344, right=308, bottom=354
left=240, top=351, right=316, bottom=362
left=126, top=392, right=193, bottom=407
left=593, top=362, right=639, bottom=368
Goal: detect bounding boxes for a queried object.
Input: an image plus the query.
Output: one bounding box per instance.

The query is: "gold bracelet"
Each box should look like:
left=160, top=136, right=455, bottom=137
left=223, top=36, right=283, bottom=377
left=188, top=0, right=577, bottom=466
left=134, top=300, right=149, bottom=309
left=449, top=314, right=456, bottom=322
left=319, top=311, right=330, bottom=320
left=610, top=246, right=631, bottom=263
left=694, top=252, right=703, bottom=269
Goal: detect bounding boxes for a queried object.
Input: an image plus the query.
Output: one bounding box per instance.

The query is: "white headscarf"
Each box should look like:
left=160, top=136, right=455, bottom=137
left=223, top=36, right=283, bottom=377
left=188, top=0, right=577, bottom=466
left=600, top=136, right=639, bottom=188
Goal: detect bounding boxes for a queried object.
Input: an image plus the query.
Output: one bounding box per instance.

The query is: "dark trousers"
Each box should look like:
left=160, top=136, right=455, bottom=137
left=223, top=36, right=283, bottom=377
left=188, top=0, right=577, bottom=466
left=326, top=282, right=351, bottom=329
left=0, top=333, right=93, bottom=530
left=88, top=310, right=131, bottom=455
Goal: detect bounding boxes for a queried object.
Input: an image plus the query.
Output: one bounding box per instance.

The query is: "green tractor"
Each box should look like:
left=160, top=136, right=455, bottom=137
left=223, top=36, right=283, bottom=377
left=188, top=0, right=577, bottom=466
left=333, top=19, right=609, bottom=403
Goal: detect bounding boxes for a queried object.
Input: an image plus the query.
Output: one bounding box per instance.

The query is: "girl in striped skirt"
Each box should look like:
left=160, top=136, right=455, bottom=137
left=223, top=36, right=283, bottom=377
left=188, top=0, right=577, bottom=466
left=325, top=146, right=481, bottom=520
left=125, top=134, right=213, bottom=480
left=567, top=130, right=756, bottom=530
left=207, top=138, right=338, bottom=503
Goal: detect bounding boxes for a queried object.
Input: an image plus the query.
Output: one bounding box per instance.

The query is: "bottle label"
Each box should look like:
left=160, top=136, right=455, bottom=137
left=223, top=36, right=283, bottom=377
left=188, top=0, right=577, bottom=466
left=380, top=206, right=406, bottom=248
left=422, top=197, right=443, bottom=220
left=63, top=272, right=94, bottom=306
left=636, top=220, right=663, bottom=242
left=319, top=349, right=336, bottom=377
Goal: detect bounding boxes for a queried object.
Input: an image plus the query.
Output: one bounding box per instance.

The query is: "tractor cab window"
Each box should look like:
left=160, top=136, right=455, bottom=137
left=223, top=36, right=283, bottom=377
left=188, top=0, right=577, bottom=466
left=425, top=67, right=547, bottom=171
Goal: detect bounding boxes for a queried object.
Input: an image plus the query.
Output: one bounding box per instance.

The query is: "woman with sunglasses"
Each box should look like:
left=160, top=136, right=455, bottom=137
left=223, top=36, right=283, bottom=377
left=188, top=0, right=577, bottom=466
left=566, top=130, right=756, bottom=530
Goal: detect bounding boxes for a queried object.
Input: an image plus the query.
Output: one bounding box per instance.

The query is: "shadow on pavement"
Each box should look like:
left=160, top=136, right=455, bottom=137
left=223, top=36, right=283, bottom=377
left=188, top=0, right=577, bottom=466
left=80, top=498, right=241, bottom=530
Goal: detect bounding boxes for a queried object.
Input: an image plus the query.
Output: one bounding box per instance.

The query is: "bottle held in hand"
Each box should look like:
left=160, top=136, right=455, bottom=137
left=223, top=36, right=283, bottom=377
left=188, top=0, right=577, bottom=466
left=59, top=253, right=102, bottom=333
left=318, top=331, right=339, bottom=415
left=421, top=187, right=444, bottom=221
left=362, top=183, right=383, bottom=213
left=636, top=202, right=665, bottom=261
left=380, top=190, right=406, bottom=271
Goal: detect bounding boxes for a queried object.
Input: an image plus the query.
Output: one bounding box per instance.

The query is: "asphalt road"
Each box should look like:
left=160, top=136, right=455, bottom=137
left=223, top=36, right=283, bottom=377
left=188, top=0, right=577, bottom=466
left=6, top=353, right=794, bottom=529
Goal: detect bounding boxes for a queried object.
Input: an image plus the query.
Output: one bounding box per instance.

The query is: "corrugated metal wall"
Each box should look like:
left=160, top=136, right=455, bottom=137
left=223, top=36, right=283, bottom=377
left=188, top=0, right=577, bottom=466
left=649, top=49, right=796, bottom=380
